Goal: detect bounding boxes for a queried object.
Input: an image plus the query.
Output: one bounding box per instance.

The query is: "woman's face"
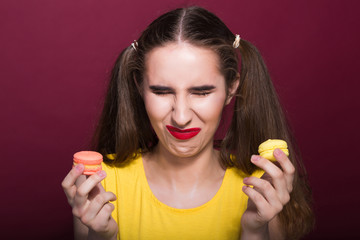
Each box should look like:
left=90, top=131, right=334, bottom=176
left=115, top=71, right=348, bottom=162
left=142, top=43, right=237, bottom=157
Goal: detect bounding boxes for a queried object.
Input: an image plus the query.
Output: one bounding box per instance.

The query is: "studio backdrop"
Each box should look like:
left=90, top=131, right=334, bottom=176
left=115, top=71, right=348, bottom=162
left=1, top=0, right=359, bottom=239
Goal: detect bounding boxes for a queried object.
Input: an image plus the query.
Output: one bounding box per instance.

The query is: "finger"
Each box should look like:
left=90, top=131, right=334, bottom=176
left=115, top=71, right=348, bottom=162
left=274, top=148, right=295, bottom=192
left=92, top=202, right=116, bottom=232
left=88, top=182, right=107, bottom=200
left=81, top=192, right=117, bottom=224
left=242, top=185, right=275, bottom=221
left=61, top=164, right=85, bottom=201
left=243, top=177, right=283, bottom=211
left=251, top=155, right=289, bottom=202
left=74, top=170, right=107, bottom=208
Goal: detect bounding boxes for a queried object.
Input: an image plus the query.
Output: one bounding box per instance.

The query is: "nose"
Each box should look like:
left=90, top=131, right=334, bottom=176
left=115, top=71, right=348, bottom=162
left=171, top=94, right=192, bottom=128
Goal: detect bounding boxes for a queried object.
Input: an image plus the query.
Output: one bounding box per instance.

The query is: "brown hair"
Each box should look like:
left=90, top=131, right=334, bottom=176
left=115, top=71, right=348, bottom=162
left=92, top=6, right=314, bottom=239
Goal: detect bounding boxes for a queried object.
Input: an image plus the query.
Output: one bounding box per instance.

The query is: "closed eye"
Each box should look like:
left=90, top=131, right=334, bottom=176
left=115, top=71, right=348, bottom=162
left=149, top=85, right=215, bottom=96
left=190, top=85, right=215, bottom=96
left=191, top=91, right=212, bottom=96
left=152, top=91, right=173, bottom=95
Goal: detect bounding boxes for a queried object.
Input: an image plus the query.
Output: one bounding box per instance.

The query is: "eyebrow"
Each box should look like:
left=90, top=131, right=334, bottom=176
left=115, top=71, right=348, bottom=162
left=149, top=85, right=216, bottom=91
left=149, top=85, right=173, bottom=91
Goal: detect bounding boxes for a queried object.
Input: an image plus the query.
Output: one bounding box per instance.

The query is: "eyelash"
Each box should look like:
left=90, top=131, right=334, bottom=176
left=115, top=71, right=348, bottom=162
left=152, top=91, right=172, bottom=95
left=193, top=91, right=211, bottom=96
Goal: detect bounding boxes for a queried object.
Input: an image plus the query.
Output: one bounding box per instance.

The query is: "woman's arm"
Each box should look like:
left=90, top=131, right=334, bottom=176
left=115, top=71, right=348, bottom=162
left=74, top=215, right=89, bottom=240
left=268, top=216, right=285, bottom=239
left=240, top=216, right=284, bottom=240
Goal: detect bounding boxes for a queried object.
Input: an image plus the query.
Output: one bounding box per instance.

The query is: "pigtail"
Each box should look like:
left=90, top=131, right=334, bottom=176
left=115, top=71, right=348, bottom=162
left=221, top=39, right=314, bottom=238
left=92, top=46, right=154, bottom=165
left=221, top=39, right=288, bottom=172
left=113, top=47, right=141, bottom=163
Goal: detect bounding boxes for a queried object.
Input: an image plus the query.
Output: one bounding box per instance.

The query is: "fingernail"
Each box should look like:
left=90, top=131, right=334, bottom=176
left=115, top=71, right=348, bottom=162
left=251, top=155, right=259, bottom=162
left=97, top=170, right=106, bottom=178
left=75, top=164, right=84, bottom=172
left=274, top=148, right=282, bottom=156
left=243, top=177, right=249, bottom=183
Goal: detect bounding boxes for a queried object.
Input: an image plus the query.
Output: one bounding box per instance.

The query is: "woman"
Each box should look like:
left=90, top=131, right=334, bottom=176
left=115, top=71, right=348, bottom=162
left=62, top=6, right=314, bottom=240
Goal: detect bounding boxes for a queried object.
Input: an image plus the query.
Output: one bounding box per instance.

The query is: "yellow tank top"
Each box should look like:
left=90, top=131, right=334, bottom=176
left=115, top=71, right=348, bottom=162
left=101, top=153, right=264, bottom=240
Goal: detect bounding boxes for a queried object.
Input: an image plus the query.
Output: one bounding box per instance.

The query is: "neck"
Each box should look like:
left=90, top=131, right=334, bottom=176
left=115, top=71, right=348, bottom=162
left=143, top=142, right=226, bottom=209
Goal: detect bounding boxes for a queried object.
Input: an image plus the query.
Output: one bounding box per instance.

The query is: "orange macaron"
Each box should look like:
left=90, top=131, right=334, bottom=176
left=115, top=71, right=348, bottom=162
left=73, top=151, right=103, bottom=175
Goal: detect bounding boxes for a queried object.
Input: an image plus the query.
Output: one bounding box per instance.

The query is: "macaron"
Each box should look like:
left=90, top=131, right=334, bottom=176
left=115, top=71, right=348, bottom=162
left=73, top=151, right=103, bottom=175
left=258, top=139, right=289, bottom=161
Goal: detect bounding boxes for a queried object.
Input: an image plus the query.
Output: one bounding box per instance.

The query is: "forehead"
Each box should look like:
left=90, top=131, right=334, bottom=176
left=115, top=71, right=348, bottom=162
left=144, top=43, right=224, bottom=86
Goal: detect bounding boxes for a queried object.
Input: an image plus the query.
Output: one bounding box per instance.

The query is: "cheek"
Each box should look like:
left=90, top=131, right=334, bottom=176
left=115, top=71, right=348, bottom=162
left=192, top=95, right=226, bottom=122
left=143, top=94, right=172, bottom=121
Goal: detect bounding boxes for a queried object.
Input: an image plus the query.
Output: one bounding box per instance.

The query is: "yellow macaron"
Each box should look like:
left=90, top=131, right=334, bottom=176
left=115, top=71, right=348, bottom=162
left=258, top=139, right=289, bottom=161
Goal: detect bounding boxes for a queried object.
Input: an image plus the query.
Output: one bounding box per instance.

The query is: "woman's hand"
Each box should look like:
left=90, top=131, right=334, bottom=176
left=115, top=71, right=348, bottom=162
left=241, top=148, right=295, bottom=239
left=61, top=164, right=118, bottom=240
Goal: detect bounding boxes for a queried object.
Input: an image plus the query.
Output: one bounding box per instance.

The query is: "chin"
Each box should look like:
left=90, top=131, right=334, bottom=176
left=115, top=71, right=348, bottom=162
left=167, top=144, right=200, bottom=158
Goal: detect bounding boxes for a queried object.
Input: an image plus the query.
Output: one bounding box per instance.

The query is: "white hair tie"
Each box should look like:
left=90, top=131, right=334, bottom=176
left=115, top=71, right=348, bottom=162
left=131, top=40, right=138, bottom=51
left=233, top=34, right=241, bottom=48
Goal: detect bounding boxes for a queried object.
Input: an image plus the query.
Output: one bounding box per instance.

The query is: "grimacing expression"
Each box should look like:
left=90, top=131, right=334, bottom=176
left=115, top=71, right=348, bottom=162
left=142, top=42, right=238, bottom=157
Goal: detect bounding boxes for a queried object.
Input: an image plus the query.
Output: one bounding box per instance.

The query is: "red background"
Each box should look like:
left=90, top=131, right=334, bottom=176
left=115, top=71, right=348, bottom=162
left=1, top=0, right=359, bottom=239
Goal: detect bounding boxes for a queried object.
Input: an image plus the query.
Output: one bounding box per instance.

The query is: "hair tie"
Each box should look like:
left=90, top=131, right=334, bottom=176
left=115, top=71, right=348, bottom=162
left=233, top=34, right=241, bottom=48
left=131, top=40, right=138, bottom=51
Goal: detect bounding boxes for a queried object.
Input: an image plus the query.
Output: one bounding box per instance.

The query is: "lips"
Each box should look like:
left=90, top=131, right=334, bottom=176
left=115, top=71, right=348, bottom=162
left=166, top=125, right=201, bottom=140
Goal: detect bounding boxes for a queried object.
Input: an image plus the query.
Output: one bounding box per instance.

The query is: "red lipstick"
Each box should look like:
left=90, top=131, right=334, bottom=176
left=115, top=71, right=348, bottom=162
left=166, top=125, right=201, bottom=140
